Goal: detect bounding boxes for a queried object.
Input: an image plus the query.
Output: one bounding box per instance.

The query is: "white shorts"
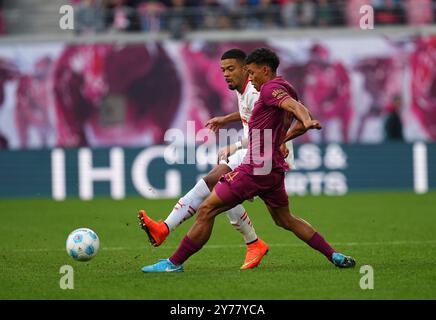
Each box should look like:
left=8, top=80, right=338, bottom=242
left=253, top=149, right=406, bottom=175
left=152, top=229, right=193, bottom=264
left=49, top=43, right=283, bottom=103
left=285, top=140, right=296, bottom=170
left=220, top=148, right=247, bottom=171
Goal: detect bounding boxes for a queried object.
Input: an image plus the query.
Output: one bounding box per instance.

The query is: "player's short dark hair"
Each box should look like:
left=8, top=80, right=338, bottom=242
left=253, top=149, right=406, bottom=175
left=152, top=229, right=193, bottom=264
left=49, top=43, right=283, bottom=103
left=221, top=49, right=247, bottom=62
left=245, top=48, right=280, bottom=72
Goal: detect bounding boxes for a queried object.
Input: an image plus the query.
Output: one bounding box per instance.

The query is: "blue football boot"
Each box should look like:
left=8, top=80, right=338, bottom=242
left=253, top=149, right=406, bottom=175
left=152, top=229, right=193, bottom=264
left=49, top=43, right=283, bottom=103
left=332, top=252, right=356, bottom=268
left=141, top=259, right=184, bottom=273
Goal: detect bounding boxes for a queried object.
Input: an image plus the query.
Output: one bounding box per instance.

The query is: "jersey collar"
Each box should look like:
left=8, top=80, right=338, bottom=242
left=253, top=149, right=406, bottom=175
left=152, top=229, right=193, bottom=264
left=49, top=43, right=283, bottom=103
left=240, top=78, right=250, bottom=95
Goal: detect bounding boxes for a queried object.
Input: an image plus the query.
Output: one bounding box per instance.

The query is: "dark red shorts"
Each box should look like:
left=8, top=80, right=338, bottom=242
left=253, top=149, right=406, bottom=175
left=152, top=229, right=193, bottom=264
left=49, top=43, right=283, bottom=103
left=214, top=164, right=289, bottom=209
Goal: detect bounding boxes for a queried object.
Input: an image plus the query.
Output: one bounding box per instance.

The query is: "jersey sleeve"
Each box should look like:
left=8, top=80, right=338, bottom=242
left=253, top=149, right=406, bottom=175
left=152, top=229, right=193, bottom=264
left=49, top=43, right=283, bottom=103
left=261, top=82, right=293, bottom=108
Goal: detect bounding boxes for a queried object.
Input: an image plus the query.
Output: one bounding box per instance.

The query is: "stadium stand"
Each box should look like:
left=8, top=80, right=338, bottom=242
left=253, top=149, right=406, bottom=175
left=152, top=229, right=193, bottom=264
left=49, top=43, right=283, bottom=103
left=1, top=0, right=435, bottom=36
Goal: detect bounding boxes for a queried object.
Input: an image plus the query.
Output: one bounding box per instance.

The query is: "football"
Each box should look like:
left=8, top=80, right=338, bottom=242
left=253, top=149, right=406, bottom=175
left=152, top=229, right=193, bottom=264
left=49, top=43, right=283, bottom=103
left=66, top=228, right=100, bottom=262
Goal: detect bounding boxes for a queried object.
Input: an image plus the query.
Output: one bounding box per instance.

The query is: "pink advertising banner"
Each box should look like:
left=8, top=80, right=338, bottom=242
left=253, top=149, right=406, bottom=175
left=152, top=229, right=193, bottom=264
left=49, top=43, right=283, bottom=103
left=0, top=36, right=435, bottom=149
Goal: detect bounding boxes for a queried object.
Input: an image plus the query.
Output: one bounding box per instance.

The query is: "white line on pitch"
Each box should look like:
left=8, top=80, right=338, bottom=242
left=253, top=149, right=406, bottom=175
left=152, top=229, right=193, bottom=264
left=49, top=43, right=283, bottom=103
left=8, top=239, right=436, bottom=252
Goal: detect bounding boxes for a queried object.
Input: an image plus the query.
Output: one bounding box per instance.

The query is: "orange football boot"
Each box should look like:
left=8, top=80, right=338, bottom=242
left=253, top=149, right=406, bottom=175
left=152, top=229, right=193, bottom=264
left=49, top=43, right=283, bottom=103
left=240, top=238, right=269, bottom=270
left=138, top=210, right=169, bottom=247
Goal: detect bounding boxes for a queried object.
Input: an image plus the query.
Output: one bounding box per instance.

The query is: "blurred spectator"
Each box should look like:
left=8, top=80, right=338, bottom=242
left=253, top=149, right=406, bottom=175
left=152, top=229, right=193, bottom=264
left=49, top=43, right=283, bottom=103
left=165, top=0, right=204, bottom=39
left=113, top=6, right=130, bottom=30
left=384, top=95, right=404, bottom=141
left=229, top=0, right=252, bottom=29
left=434, top=0, right=436, bottom=21
left=280, top=0, right=298, bottom=27
left=164, top=0, right=191, bottom=38
left=299, top=0, right=317, bottom=26
left=104, top=0, right=141, bottom=32
left=374, top=0, right=405, bottom=25
left=329, top=0, right=345, bottom=26
left=254, top=0, right=281, bottom=29
left=75, top=0, right=106, bottom=34
left=217, top=0, right=239, bottom=10
left=138, top=1, right=166, bottom=32
left=404, top=0, right=434, bottom=25
left=198, top=0, right=230, bottom=30
left=5, top=0, right=435, bottom=35
left=216, top=14, right=234, bottom=29
left=316, top=0, right=335, bottom=26
left=0, top=0, right=5, bottom=34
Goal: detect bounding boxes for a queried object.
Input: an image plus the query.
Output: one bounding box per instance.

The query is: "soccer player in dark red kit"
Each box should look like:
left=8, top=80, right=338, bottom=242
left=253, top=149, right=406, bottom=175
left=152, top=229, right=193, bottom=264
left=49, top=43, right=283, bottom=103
left=141, top=48, right=356, bottom=272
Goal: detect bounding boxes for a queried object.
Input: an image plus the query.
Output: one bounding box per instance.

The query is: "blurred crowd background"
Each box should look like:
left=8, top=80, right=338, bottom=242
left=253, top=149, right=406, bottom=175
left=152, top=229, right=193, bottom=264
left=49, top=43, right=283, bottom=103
left=71, top=0, right=435, bottom=34
left=67, top=0, right=435, bottom=35
left=0, top=0, right=435, bottom=36
left=0, top=1, right=435, bottom=150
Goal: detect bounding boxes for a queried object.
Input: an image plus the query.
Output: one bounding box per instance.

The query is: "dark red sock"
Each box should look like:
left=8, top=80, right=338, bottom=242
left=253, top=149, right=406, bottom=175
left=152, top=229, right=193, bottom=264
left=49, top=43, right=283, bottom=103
left=169, top=235, right=202, bottom=266
left=307, top=232, right=335, bottom=262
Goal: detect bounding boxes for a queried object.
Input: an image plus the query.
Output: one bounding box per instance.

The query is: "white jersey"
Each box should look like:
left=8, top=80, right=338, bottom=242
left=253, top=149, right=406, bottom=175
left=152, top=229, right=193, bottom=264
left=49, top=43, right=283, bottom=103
left=237, top=80, right=259, bottom=139
left=235, top=80, right=296, bottom=169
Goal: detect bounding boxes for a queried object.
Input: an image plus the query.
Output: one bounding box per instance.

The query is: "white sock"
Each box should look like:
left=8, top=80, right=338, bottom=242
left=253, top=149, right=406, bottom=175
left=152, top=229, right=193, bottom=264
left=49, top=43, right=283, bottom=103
left=164, top=178, right=210, bottom=231
left=226, top=204, right=258, bottom=244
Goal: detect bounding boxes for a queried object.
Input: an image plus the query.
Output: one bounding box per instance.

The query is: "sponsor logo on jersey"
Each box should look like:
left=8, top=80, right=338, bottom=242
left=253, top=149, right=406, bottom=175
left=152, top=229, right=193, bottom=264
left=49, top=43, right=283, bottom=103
left=272, top=89, right=288, bottom=100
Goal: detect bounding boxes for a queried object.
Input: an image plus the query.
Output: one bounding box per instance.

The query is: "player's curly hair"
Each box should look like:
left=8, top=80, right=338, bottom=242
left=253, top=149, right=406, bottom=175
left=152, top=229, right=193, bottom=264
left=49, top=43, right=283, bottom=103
left=245, top=48, right=280, bottom=72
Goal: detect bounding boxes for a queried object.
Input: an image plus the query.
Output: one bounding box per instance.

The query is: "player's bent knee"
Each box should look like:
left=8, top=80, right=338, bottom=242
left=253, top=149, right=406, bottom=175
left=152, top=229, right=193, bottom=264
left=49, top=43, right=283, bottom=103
left=202, top=175, right=214, bottom=191
left=277, top=216, right=295, bottom=231
left=273, top=219, right=283, bottom=228
left=278, top=221, right=292, bottom=230
left=204, top=165, right=231, bottom=190
left=203, top=173, right=220, bottom=191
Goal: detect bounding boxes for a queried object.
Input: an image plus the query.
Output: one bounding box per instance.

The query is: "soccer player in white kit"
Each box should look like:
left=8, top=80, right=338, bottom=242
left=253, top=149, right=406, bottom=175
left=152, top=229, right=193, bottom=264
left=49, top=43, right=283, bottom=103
left=138, top=49, right=299, bottom=270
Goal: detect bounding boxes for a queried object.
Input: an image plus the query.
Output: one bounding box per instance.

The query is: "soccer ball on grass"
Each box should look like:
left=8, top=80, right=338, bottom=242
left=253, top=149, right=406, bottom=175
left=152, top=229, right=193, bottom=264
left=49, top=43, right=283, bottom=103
left=66, top=228, right=100, bottom=261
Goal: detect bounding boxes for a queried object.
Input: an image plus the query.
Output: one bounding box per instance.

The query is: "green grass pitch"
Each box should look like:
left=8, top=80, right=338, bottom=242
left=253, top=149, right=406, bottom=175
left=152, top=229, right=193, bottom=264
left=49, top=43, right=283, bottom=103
left=0, top=192, right=435, bottom=299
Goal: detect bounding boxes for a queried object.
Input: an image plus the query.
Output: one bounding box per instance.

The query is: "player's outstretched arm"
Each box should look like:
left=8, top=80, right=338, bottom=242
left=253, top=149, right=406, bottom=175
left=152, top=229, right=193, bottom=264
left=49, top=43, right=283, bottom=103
left=283, top=109, right=316, bottom=142
left=284, top=121, right=307, bottom=142
left=206, top=112, right=241, bottom=133
left=279, top=97, right=322, bottom=131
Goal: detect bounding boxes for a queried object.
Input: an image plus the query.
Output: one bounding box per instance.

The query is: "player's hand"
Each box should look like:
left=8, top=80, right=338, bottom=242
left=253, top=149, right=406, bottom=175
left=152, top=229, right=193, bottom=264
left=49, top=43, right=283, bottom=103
left=280, top=143, right=289, bottom=158
left=217, top=144, right=237, bottom=164
left=206, top=116, right=226, bottom=133
left=303, top=119, right=322, bottom=131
